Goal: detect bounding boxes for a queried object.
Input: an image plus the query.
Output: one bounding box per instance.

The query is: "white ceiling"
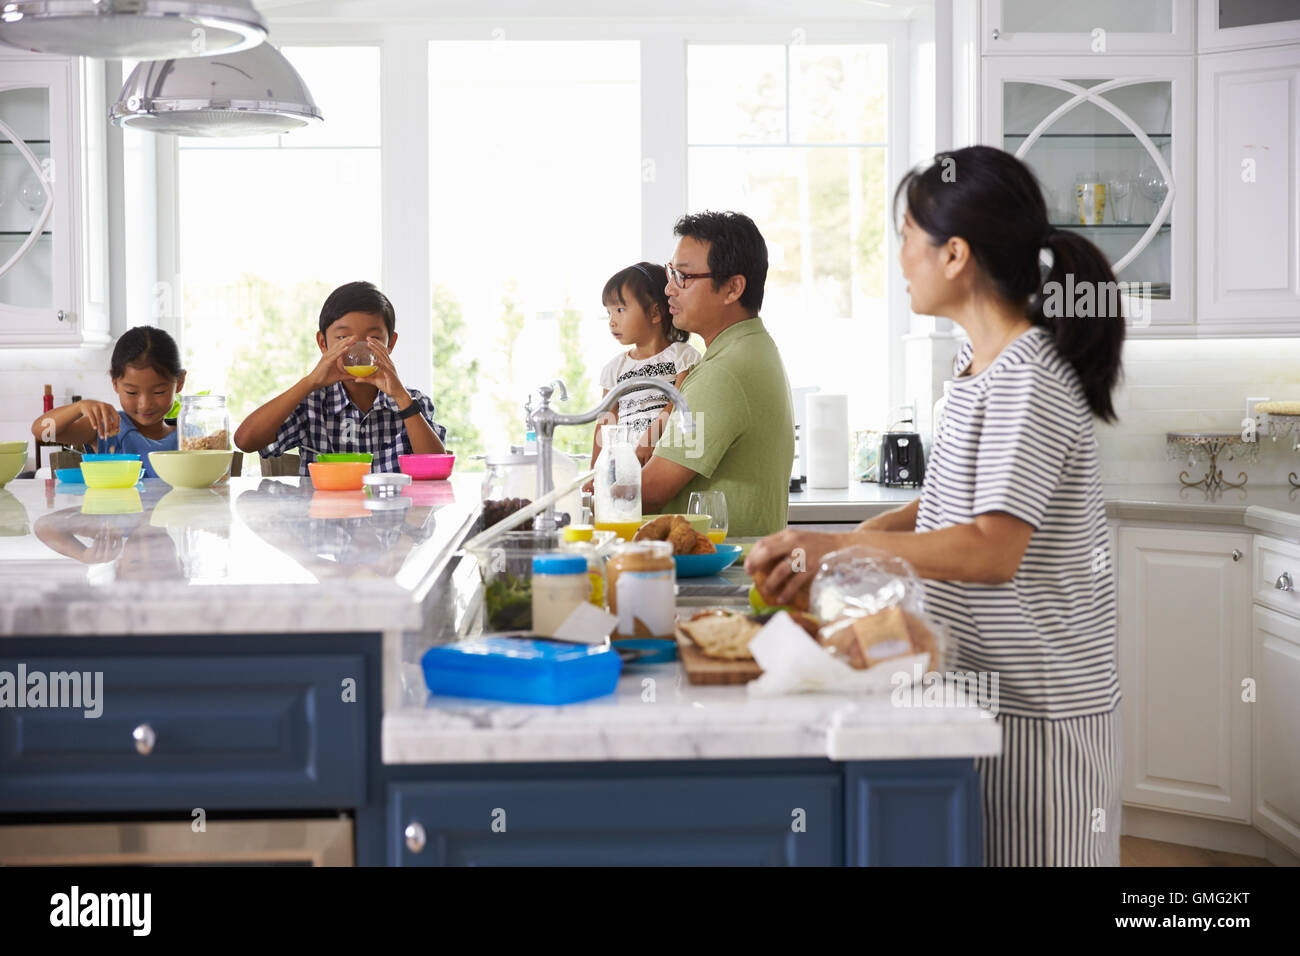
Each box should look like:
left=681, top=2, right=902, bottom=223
left=256, top=0, right=927, bottom=22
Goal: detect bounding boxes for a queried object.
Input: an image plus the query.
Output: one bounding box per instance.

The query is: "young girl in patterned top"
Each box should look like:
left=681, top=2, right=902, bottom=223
left=586, top=262, right=700, bottom=487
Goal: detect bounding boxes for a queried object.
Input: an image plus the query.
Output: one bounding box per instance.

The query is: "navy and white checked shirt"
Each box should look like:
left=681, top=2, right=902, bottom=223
left=260, top=383, right=447, bottom=475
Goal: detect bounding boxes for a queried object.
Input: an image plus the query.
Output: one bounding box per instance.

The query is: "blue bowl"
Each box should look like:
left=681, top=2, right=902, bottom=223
left=673, top=543, right=743, bottom=579
left=83, top=453, right=141, bottom=462
left=55, top=467, right=85, bottom=484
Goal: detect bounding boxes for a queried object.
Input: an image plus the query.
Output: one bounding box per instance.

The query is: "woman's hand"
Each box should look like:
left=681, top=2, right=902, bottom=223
left=77, top=400, right=120, bottom=440
left=744, top=528, right=847, bottom=607
left=306, top=336, right=356, bottom=391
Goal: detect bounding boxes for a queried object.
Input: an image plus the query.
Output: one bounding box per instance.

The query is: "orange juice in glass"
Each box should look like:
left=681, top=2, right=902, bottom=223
left=343, top=340, right=377, bottom=378
left=689, top=491, right=728, bottom=545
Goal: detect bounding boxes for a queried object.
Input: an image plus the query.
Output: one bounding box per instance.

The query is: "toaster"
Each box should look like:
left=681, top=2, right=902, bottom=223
left=878, top=428, right=925, bottom=487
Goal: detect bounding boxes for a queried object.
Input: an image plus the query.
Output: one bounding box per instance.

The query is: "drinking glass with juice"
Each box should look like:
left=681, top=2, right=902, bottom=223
left=689, top=490, right=728, bottom=543
left=343, top=340, right=378, bottom=378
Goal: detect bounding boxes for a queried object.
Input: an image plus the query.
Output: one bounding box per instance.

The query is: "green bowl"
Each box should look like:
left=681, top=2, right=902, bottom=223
left=0, top=451, right=26, bottom=488
left=0, top=440, right=29, bottom=455
left=81, top=459, right=142, bottom=489
left=149, top=450, right=232, bottom=488
left=316, top=452, right=373, bottom=464
left=641, top=513, right=711, bottom=534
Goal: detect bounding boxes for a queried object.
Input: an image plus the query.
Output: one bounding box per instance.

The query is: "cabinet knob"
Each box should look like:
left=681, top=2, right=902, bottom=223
left=132, top=723, right=156, bottom=756
left=404, top=821, right=427, bottom=854
left=1232, top=549, right=1242, bottom=561
left=1277, top=571, right=1295, bottom=593
left=991, top=27, right=1000, bottom=39
left=56, top=310, right=65, bottom=322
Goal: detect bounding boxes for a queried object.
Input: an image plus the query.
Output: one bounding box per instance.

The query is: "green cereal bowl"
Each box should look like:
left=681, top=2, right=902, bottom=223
left=149, top=450, right=233, bottom=488
left=0, top=451, right=26, bottom=488
left=0, top=440, right=29, bottom=455
left=316, top=452, right=373, bottom=464
left=640, top=513, right=711, bottom=535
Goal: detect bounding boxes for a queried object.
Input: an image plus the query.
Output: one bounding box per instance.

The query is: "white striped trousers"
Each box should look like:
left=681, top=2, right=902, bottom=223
left=974, top=707, right=1123, bottom=866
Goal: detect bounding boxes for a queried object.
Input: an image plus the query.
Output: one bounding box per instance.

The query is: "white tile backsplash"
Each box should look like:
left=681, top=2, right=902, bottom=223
left=0, top=347, right=117, bottom=468
left=1098, top=338, right=1300, bottom=484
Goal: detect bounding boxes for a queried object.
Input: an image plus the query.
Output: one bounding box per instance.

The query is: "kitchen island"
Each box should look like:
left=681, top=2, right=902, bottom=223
left=0, top=475, right=996, bottom=866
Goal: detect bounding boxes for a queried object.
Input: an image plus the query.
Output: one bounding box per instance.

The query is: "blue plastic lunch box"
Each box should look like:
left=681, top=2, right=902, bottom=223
left=421, top=636, right=622, bottom=704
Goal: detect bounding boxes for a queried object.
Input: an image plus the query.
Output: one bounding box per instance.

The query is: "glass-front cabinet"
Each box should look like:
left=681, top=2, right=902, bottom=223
left=0, top=53, right=109, bottom=347
left=1198, top=0, right=1300, bottom=51
left=982, top=0, right=1194, bottom=54
left=982, top=56, right=1195, bottom=333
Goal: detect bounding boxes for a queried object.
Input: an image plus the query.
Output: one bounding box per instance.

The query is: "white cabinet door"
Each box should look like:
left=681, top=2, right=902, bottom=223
left=1252, top=605, right=1300, bottom=856
left=1197, top=45, right=1300, bottom=334
left=0, top=52, right=108, bottom=348
left=1117, top=526, right=1252, bottom=821
left=982, top=0, right=1195, bottom=54
left=1198, top=0, right=1300, bottom=51
left=982, top=56, right=1195, bottom=332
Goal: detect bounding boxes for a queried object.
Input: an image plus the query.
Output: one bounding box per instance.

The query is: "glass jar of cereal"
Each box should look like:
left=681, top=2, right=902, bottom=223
left=177, top=394, right=231, bottom=451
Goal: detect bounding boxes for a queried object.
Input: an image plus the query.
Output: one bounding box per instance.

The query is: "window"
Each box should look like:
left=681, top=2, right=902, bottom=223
left=177, top=46, right=381, bottom=425
left=428, top=41, right=640, bottom=458
left=687, top=43, right=891, bottom=430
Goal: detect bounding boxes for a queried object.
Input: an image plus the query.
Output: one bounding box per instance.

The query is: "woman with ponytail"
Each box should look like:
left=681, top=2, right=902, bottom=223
left=747, top=145, right=1125, bottom=866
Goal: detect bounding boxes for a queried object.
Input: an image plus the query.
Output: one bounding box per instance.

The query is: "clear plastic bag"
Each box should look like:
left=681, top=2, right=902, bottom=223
left=809, top=546, right=948, bottom=673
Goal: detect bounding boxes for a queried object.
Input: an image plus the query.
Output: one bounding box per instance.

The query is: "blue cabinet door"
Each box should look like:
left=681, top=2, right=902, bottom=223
left=390, top=773, right=842, bottom=866
left=0, top=653, right=366, bottom=812
left=845, top=760, right=983, bottom=866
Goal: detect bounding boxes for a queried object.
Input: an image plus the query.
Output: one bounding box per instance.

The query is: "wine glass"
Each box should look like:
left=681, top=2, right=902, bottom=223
left=342, top=339, right=377, bottom=378
left=1137, top=164, right=1168, bottom=217
left=687, top=490, right=728, bottom=544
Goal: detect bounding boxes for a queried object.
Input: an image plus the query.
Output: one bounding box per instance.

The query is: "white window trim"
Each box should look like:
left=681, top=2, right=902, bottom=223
left=154, top=16, right=913, bottom=410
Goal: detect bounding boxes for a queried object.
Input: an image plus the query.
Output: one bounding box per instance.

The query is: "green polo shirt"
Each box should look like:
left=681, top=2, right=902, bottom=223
left=653, top=317, right=795, bottom=537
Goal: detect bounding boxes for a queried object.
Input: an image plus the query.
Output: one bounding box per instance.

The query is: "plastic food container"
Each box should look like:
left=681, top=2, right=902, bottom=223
left=400, top=453, right=455, bottom=480
left=465, top=529, right=619, bottom=632
left=531, top=554, right=591, bottom=637
left=421, top=636, right=622, bottom=704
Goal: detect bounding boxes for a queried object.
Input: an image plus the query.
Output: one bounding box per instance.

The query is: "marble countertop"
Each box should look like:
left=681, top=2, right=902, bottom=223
left=385, top=662, right=1001, bottom=764
left=0, top=474, right=477, bottom=636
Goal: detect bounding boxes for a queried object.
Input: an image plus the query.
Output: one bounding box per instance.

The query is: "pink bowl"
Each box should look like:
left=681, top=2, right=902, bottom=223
left=399, top=453, right=455, bottom=481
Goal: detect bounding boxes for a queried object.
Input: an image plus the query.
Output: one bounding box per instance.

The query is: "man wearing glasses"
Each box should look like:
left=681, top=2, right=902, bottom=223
left=643, top=210, right=795, bottom=537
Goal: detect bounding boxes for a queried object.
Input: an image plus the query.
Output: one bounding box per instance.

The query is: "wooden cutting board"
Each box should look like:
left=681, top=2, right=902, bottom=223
left=675, top=631, right=762, bottom=685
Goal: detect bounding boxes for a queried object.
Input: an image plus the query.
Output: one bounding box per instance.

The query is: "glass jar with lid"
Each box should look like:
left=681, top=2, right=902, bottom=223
left=605, top=540, right=675, bottom=640
left=481, top=450, right=581, bottom=528
left=177, top=394, right=231, bottom=451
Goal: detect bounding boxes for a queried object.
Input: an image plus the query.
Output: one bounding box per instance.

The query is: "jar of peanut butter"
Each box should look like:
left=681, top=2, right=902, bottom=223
left=605, top=540, right=675, bottom=640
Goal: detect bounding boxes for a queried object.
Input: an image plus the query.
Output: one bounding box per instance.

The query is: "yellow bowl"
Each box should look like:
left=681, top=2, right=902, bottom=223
left=0, top=451, right=25, bottom=487
left=149, top=450, right=233, bottom=488
left=81, top=459, right=142, bottom=489
left=0, top=440, right=28, bottom=455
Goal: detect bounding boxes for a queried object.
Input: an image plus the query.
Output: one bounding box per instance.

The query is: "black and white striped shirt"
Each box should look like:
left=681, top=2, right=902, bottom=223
left=916, top=326, right=1120, bottom=719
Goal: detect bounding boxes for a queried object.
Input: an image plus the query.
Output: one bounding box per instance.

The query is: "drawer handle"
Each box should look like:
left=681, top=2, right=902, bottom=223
left=404, top=821, right=427, bottom=854
left=1277, top=571, right=1295, bottom=593
left=1232, top=549, right=1242, bottom=562
left=132, top=723, right=156, bottom=756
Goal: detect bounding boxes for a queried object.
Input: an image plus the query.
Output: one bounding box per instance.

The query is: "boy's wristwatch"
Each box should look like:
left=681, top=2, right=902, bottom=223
left=397, top=399, right=423, bottom=420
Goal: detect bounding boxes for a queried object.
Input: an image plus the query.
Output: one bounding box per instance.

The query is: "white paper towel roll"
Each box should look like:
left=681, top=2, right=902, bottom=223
left=806, top=393, right=849, bottom=489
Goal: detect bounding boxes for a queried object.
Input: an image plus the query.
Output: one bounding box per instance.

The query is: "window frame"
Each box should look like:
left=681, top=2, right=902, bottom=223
left=150, top=16, right=912, bottom=413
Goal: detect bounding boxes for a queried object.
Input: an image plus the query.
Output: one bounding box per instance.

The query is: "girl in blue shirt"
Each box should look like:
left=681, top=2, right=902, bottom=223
left=32, top=326, right=187, bottom=480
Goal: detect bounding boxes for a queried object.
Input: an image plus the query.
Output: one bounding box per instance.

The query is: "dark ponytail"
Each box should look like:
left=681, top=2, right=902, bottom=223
left=895, top=145, right=1124, bottom=423
left=110, top=325, right=184, bottom=381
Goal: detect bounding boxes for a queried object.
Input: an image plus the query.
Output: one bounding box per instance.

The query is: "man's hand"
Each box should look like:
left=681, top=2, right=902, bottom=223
left=360, top=337, right=408, bottom=403
left=83, top=525, right=125, bottom=565
left=306, top=335, right=356, bottom=391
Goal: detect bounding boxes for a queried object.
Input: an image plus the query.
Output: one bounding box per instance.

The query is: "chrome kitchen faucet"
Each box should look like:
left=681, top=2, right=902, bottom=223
left=528, top=378, right=694, bottom=532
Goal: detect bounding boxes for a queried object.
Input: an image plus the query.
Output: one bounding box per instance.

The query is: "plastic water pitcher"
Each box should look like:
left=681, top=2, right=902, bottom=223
left=593, top=423, right=642, bottom=524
